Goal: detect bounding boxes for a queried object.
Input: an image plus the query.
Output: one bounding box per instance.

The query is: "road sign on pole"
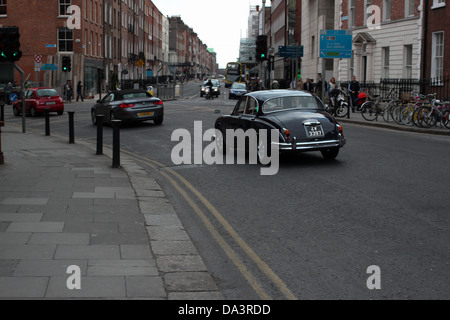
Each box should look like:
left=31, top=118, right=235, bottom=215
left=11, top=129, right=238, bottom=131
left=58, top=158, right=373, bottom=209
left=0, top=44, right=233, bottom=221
left=319, top=30, right=353, bottom=59
left=278, top=46, right=304, bottom=58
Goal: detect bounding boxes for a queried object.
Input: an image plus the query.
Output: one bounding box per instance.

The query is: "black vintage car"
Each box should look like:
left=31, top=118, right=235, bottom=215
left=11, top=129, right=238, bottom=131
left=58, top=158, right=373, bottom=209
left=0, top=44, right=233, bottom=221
left=214, top=90, right=346, bottom=161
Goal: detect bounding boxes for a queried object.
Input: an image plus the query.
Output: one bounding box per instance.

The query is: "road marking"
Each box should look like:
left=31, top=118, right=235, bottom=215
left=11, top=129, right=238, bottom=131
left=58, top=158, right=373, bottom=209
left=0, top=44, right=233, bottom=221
left=122, top=150, right=298, bottom=300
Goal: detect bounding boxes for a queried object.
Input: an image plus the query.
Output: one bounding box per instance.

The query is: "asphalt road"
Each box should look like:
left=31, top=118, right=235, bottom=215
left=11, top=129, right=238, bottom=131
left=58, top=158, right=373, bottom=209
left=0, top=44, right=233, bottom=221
left=4, top=81, right=449, bottom=300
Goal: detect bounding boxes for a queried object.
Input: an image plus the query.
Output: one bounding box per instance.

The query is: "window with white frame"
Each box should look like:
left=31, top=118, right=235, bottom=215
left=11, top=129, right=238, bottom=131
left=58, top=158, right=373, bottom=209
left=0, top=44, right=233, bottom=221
left=59, top=0, right=71, bottom=16
left=383, top=0, right=392, bottom=21
left=431, top=32, right=444, bottom=81
left=382, top=47, right=390, bottom=78
left=84, top=29, right=87, bottom=55
left=404, top=45, right=413, bottom=78
left=364, top=0, right=372, bottom=26
left=0, top=0, right=7, bottom=15
left=432, top=0, right=446, bottom=9
left=58, top=28, right=73, bottom=52
left=405, top=0, right=415, bottom=16
left=349, top=0, right=356, bottom=27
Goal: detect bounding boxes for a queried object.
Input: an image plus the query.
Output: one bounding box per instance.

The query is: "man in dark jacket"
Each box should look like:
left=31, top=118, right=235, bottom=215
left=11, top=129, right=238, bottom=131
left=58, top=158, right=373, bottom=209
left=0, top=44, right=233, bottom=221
left=303, top=78, right=314, bottom=92
left=348, top=76, right=361, bottom=112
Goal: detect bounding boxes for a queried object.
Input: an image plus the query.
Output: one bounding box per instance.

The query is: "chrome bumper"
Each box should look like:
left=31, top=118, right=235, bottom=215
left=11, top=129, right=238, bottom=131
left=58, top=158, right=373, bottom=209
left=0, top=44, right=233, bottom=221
left=275, top=137, right=346, bottom=151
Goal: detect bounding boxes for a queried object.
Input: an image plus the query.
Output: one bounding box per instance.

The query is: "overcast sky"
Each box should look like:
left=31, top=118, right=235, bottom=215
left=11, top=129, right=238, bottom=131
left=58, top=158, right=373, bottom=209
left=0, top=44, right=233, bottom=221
left=152, top=0, right=262, bottom=69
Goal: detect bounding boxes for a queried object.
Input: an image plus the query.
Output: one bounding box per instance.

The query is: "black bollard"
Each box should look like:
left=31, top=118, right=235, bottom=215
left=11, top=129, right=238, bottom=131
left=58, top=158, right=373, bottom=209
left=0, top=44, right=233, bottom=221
left=96, top=115, right=104, bottom=155
left=45, top=108, right=50, bottom=136
left=111, top=120, right=121, bottom=168
left=68, top=111, right=75, bottom=144
left=0, top=121, right=4, bottom=165
left=0, top=103, right=4, bottom=122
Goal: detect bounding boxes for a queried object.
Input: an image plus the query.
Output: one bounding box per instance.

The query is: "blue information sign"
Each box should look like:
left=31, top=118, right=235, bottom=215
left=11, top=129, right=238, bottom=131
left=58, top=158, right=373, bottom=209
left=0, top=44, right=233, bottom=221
left=41, top=64, right=58, bottom=71
left=319, top=30, right=353, bottom=59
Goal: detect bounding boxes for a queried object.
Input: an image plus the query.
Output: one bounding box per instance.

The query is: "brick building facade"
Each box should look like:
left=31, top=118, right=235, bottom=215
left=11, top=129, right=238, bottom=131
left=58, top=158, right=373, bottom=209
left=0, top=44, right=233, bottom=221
left=0, top=0, right=216, bottom=96
left=422, top=0, right=449, bottom=81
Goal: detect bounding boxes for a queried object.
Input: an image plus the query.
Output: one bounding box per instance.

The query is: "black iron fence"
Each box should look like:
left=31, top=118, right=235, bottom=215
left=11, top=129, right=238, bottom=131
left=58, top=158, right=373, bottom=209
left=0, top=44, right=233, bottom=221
left=340, top=77, right=450, bottom=101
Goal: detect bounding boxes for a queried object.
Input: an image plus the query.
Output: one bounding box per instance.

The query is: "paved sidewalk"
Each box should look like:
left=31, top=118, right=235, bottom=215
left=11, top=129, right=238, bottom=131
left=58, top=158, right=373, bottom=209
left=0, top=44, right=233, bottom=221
left=337, top=109, right=450, bottom=136
left=0, top=124, right=223, bottom=299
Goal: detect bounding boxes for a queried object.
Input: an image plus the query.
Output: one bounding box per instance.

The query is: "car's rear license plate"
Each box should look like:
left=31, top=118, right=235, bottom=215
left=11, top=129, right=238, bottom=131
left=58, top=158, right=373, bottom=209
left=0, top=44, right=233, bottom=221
left=46, top=102, right=56, bottom=105
left=305, top=125, right=325, bottom=138
left=138, top=112, right=154, bottom=117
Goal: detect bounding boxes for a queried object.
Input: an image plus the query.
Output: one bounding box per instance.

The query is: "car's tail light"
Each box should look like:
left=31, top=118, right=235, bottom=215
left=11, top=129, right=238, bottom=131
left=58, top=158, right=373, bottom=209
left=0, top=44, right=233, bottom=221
left=120, top=103, right=135, bottom=108
left=337, top=125, right=344, bottom=137
left=282, top=128, right=291, bottom=142
left=153, top=100, right=163, bottom=105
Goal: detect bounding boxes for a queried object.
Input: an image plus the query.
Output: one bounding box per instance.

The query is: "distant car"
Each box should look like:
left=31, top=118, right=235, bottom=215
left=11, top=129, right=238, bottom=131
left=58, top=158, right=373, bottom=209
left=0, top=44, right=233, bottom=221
left=228, top=82, right=248, bottom=99
left=91, top=89, right=164, bottom=125
left=13, top=88, right=64, bottom=117
left=215, top=90, right=346, bottom=161
left=200, top=79, right=221, bottom=97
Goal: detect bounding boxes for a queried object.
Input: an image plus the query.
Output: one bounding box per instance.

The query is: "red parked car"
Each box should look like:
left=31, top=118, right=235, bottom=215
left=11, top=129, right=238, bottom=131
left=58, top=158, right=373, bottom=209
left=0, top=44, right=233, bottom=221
left=13, top=88, right=64, bottom=117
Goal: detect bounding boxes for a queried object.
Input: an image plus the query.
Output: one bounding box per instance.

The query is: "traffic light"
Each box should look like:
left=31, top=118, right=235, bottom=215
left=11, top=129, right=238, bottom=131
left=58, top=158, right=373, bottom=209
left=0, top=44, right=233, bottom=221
left=0, top=26, right=22, bottom=62
left=256, top=35, right=268, bottom=62
left=62, top=56, right=71, bottom=72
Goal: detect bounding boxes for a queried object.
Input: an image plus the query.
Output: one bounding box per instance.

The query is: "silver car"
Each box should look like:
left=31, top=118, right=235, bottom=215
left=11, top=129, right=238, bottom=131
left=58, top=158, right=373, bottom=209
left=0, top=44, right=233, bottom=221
left=91, top=89, right=164, bottom=125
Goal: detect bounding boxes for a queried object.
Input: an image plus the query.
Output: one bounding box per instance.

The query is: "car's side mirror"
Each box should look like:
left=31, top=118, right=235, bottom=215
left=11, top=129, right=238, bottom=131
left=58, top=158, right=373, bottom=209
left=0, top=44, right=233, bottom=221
left=96, top=100, right=101, bottom=103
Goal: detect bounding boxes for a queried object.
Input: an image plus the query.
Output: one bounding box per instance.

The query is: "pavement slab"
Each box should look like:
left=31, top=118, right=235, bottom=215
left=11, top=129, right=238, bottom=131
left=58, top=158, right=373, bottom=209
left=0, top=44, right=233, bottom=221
left=0, top=124, right=223, bottom=300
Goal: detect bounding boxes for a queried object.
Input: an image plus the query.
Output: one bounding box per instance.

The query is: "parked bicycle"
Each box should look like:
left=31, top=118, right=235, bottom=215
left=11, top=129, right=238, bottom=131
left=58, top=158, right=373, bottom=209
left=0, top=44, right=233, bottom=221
left=412, top=96, right=450, bottom=129
left=360, top=95, right=399, bottom=123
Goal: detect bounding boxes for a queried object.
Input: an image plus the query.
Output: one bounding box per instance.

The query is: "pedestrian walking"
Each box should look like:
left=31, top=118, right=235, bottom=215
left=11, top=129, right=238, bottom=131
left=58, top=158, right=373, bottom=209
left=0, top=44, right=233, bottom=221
left=76, top=81, right=84, bottom=102
left=315, top=74, right=327, bottom=100
left=303, top=78, right=314, bottom=92
left=297, top=78, right=304, bottom=91
left=65, top=80, right=73, bottom=102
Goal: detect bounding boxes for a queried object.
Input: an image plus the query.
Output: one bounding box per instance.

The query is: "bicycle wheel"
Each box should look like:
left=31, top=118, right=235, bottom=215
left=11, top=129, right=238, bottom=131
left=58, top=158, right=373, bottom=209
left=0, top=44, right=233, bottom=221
left=417, top=106, right=434, bottom=128
left=400, top=105, right=415, bottom=126
left=382, top=100, right=398, bottom=123
left=443, top=108, right=450, bottom=129
left=412, top=107, right=424, bottom=127
left=392, top=104, right=406, bottom=125
left=361, top=101, right=377, bottom=121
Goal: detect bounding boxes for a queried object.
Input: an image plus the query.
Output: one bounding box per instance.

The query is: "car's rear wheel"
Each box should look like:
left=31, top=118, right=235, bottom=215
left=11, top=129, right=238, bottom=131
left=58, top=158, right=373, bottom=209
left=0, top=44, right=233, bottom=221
left=91, top=110, right=97, bottom=125
left=30, top=107, right=38, bottom=117
left=110, top=111, right=116, bottom=123
left=13, top=106, right=20, bottom=116
left=57, top=111, right=64, bottom=116
left=154, top=116, right=164, bottom=125
left=321, top=147, right=339, bottom=160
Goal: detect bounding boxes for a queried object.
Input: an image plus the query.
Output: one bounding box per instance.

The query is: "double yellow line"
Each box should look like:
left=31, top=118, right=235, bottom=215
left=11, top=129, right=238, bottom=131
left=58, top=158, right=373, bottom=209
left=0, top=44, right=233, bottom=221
left=122, top=150, right=297, bottom=300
